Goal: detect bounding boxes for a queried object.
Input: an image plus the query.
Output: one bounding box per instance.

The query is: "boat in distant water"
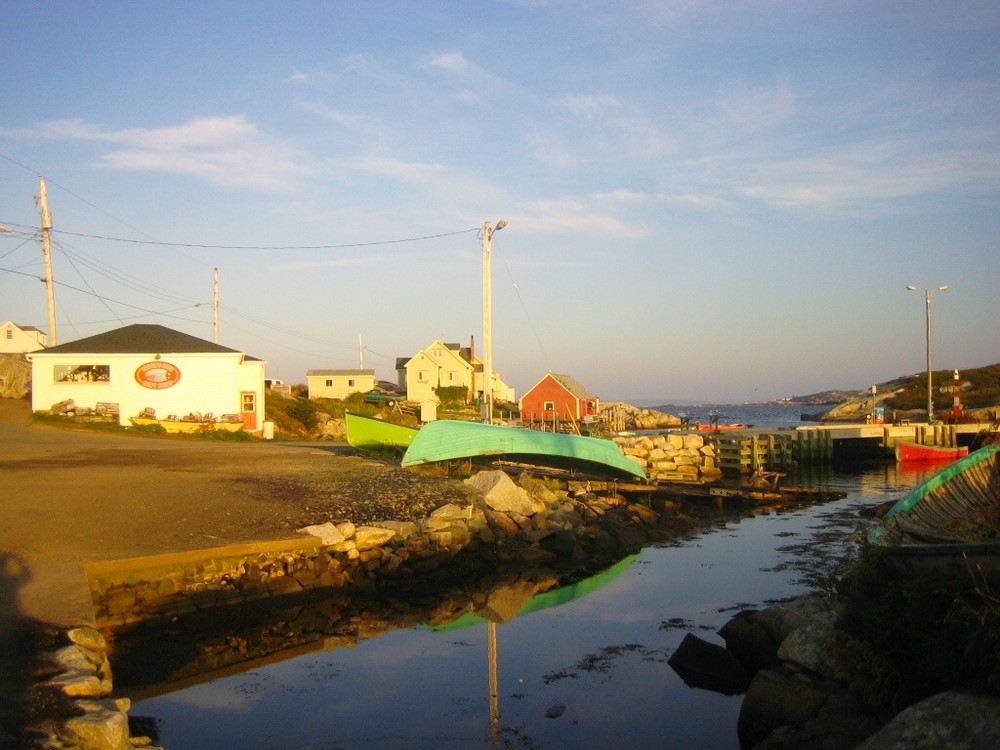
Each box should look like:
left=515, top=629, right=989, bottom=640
left=871, top=444, right=1000, bottom=577
left=345, top=412, right=419, bottom=452
left=401, top=420, right=647, bottom=480
left=894, top=441, right=969, bottom=462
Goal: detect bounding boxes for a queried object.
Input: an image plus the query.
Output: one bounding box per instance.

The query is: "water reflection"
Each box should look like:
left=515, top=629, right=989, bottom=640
left=123, top=464, right=927, bottom=749
left=113, top=555, right=638, bottom=701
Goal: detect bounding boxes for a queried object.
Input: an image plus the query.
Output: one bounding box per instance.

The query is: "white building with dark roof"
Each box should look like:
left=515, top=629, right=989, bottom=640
left=27, top=324, right=266, bottom=431
left=306, top=369, right=376, bottom=400
left=1, top=321, right=47, bottom=354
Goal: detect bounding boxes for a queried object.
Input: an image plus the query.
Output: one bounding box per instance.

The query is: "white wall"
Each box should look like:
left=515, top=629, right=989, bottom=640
left=29, top=351, right=265, bottom=428
left=0, top=322, right=45, bottom=354
left=307, top=373, right=375, bottom=400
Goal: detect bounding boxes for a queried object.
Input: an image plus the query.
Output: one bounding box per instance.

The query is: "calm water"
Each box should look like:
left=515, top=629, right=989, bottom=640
left=126, top=404, right=941, bottom=750
left=653, top=401, right=812, bottom=428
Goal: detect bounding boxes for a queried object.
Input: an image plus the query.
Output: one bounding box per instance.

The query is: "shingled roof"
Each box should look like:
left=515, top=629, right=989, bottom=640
left=34, top=324, right=248, bottom=356
left=550, top=373, right=597, bottom=401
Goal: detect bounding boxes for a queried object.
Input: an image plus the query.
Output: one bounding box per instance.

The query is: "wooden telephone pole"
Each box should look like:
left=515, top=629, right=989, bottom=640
left=213, top=268, right=220, bottom=343
left=36, top=177, right=58, bottom=346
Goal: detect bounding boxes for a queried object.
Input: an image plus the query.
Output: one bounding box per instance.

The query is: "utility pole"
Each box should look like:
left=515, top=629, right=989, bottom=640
left=213, top=268, right=220, bottom=343
left=906, top=284, right=948, bottom=422
left=481, top=219, right=507, bottom=424
left=36, top=176, right=58, bottom=346
left=359, top=333, right=365, bottom=369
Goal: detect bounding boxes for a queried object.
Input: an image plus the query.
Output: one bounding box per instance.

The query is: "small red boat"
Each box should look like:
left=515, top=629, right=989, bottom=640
left=894, top=441, right=969, bottom=462
left=695, top=422, right=748, bottom=430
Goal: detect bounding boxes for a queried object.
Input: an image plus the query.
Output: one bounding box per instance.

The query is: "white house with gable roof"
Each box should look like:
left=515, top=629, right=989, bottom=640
left=1, top=321, right=47, bottom=354
left=27, top=324, right=266, bottom=431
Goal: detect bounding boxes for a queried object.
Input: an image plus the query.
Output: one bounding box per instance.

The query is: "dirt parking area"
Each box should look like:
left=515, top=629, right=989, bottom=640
left=0, top=398, right=468, bottom=627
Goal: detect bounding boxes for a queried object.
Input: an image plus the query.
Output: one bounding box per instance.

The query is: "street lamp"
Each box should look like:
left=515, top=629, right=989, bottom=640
left=905, top=284, right=948, bottom=422
left=482, top=219, right=507, bottom=424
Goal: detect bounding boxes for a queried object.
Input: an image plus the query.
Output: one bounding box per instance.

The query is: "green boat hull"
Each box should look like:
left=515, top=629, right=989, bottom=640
left=345, top=412, right=419, bottom=451
left=400, top=419, right=646, bottom=480
left=430, top=553, right=639, bottom=630
left=870, top=444, right=1000, bottom=577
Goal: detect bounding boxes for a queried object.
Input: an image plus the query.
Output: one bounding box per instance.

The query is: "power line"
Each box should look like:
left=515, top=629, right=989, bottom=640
left=0, top=266, right=208, bottom=320
left=43, top=226, right=480, bottom=251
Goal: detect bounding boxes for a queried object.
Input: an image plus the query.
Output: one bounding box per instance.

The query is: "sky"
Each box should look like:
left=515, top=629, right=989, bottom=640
left=1, top=1, right=998, bottom=404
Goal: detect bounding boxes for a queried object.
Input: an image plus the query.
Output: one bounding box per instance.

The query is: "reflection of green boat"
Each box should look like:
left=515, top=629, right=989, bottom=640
left=401, top=420, right=646, bottom=480
left=430, top=554, right=639, bottom=631
left=870, top=444, right=1000, bottom=577
left=345, top=412, right=419, bottom=451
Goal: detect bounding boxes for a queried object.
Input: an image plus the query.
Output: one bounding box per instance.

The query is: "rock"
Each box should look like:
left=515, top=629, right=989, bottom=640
left=430, top=503, right=472, bottom=522
left=738, top=668, right=834, bottom=748
left=299, top=522, right=346, bottom=545
left=751, top=596, right=838, bottom=645
left=51, top=644, right=113, bottom=697
left=317, top=416, right=347, bottom=440
left=778, top=609, right=839, bottom=678
left=719, top=611, right=781, bottom=676
left=485, top=510, right=520, bottom=538
left=64, top=700, right=131, bottom=750
left=353, top=526, right=398, bottom=551
left=466, top=470, right=542, bottom=515
left=67, top=626, right=107, bottom=653
left=379, top=520, right=419, bottom=539
left=667, top=633, right=750, bottom=695
left=855, top=691, right=1000, bottom=750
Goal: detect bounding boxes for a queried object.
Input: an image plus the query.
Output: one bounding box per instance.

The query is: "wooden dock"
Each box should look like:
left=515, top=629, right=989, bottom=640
left=689, top=421, right=996, bottom=473
left=568, top=477, right=847, bottom=507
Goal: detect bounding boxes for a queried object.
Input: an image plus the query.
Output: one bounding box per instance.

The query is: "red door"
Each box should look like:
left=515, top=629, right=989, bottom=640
left=241, top=391, right=257, bottom=430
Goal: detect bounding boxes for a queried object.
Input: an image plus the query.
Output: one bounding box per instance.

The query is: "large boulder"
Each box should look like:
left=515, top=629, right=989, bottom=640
left=465, top=470, right=543, bottom=516
left=854, top=691, right=1000, bottom=750
left=719, top=610, right=782, bottom=676
left=668, top=633, right=750, bottom=695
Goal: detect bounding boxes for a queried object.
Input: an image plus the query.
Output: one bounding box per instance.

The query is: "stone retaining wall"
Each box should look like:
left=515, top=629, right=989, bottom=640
left=613, top=432, right=724, bottom=482
left=84, top=469, right=670, bottom=629
left=49, top=468, right=693, bottom=749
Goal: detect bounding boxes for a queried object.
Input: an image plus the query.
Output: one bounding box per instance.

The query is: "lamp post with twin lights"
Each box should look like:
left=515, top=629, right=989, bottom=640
left=905, top=284, right=948, bottom=422
left=482, top=219, right=507, bottom=424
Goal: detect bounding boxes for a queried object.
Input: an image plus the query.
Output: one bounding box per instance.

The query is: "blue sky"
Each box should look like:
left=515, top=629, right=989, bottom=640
left=2, top=1, right=998, bottom=403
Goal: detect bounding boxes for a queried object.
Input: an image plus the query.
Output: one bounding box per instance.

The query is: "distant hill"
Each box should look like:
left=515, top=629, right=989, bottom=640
left=783, top=390, right=859, bottom=406
left=793, top=363, right=1000, bottom=421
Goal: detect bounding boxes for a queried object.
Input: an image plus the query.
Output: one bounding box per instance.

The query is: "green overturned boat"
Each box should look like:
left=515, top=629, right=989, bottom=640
left=345, top=412, right=419, bottom=452
left=870, top=443, right=1000, bottom=577
left=400, top=419, right=647, bottom=480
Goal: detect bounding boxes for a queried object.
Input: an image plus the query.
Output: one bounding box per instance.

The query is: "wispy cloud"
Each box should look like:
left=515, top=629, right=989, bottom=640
left=343, top=155, right=506, bottom=207
left=717, top=80, right=797, bottom=131
left=552, top=93, right=670, bottom=157
left=420, top=50, right=521, bottom=104
left=734, top=136, right=1000, bottom=213
left=421, top=51, right=485, bottom=79
left=516, top=195, right=650, bottom=238
left=15, top=116, right=311, bottom=191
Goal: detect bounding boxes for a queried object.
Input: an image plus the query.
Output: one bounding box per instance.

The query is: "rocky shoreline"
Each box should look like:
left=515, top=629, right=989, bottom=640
left=20, top=468, right=689, bottom=748
left=8, top=448, right=998, bottom=749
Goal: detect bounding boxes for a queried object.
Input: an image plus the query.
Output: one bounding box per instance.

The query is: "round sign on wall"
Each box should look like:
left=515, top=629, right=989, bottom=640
left=135, top=361, right=181, bottom=389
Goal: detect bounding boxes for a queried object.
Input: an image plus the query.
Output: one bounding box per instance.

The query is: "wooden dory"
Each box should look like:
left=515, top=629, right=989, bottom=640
left=871, top=444, right=1000, bottom=577
left=894, top=441, right=969, bottom=462
left=401, top=420, right=647, bottom=481
left=345, top=412, right=419, bottom=452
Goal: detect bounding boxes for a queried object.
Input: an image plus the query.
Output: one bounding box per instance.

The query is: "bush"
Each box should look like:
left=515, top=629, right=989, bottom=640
left=435, top=386, right=470, bottom=406
left=835, top=546, right=1000, bottom=712
left=285, top=398, right=319, bottom=431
